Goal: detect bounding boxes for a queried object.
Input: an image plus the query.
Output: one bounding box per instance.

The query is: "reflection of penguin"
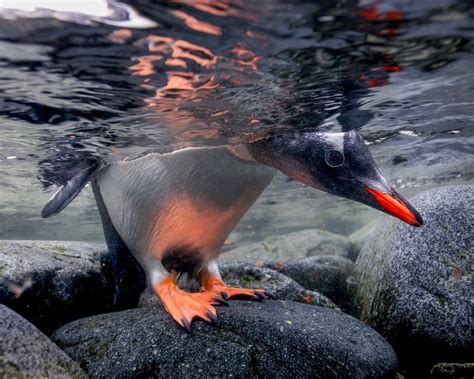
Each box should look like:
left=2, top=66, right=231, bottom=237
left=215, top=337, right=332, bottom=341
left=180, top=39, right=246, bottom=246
left=42, top=130, right=422, bottom=330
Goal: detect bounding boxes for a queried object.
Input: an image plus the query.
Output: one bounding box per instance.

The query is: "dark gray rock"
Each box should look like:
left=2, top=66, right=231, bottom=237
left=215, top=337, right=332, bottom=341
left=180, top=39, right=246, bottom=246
left=355, top=185, right=473, bottom=376
left=262, top=256, right=355, bottom=311
left=430, top=363, right=474, bottom=379
left=0, top=304, right=86, bottom=378
left=222, top=228, right=355, bottom=262
left=220, top=263, right=339, bottom=309
left=52, top=300, right=398, bottom=378
left=0, top=240, right=142, bottom=333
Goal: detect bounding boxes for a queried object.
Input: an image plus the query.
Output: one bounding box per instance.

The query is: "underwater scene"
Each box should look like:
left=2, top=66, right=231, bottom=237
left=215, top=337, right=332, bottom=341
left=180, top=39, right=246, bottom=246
left=0, top=0, right=472, bottom=378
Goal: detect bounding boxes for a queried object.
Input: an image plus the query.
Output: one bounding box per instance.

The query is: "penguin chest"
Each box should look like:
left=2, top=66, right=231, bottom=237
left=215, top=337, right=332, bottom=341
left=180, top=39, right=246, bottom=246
left=97, top=147, right=275, bottom=272
left=149, top=189, right=262, bottom=272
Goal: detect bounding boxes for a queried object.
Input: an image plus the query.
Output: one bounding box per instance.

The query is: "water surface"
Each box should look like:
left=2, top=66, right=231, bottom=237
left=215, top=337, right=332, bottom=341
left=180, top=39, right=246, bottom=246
left=0, top=0, right=473, bottom=243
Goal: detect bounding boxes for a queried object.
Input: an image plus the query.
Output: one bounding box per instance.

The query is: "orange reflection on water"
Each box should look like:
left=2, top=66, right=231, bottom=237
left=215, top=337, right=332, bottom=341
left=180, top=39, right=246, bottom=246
left=162, top=71, right=218, bottom=93
left=107, top=28, right=133, bottom=44
left=144, top=35, right=218, bottom=69
left=165, top=58, right=187, bottom=68
left=130, top=55, right=163, bottom=76
left=128, top=26, right=240, bottom=144
left=230, top=46, right=260, bottom=70
left=169, top=0, right=253, bottom=20
left=244, top=30, right=267, bottom=41
left=170, top=9, right=222, bottom=36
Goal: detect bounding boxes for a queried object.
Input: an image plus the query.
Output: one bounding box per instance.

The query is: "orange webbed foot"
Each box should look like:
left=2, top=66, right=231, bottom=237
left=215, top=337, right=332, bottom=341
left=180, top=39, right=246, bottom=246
left=202, top=277, right=274, bottom=301
left=154, top=276, right=222, bottom=331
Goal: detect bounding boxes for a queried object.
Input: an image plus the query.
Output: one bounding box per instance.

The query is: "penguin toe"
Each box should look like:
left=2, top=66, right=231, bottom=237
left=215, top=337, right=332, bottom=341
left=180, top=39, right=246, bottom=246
left=213, top=295, right=229, bottom=306
left=153, top=276, right=219, bottom=331
left=206, top=311, right=219, bottom=325
left=220, top=292, right=230, bottom=301
left=181, top=318, right=192, bottom=333
left=263, top=290, right=276, bottom=300
left=203, top=278, right=273, bottom=302
left=254, top=291, right=267, bottom=301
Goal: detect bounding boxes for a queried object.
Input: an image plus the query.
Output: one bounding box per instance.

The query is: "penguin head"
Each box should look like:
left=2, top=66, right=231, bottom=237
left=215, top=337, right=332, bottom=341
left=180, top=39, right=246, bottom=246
left=248, top=129, right=423, bottom=227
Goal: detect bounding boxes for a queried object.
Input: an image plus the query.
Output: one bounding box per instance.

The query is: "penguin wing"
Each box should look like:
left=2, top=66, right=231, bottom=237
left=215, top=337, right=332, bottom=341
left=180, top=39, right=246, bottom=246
left=41, top=162, right=100, bottom=218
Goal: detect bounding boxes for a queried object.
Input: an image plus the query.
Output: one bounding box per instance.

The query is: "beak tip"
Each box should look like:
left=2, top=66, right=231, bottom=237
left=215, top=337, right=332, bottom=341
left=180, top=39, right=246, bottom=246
left=412, top=213, right=424, bottom=227
left=365, top=185, right=424, bottom=228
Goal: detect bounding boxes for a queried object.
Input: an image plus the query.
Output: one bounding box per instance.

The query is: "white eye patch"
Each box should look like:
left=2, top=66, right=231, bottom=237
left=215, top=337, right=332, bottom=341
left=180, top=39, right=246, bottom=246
left=321, top=132, right=345, bottom=151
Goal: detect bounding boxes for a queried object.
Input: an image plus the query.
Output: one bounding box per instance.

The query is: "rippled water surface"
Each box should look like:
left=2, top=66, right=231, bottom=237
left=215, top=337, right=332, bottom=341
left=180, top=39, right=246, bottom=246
left=0, top=0, right=473, bottom=242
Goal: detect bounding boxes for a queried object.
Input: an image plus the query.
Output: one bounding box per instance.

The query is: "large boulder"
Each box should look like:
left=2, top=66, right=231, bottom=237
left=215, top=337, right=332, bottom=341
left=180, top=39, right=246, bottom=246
left=0, top=304, right=86, bottom=378
left=52, top=300, right=398, bottom=378
left=0, top=240, right=143, bottom=333
left=355, top=185, right=473, bottom=375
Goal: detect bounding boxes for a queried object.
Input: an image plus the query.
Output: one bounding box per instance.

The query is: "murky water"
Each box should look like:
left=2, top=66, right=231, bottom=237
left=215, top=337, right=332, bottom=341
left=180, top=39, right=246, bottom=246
left=0, top=0, right=473, bottom=243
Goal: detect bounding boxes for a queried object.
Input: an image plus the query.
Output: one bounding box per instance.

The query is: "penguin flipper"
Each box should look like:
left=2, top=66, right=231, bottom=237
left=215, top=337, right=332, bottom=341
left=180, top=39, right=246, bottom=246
left=41, top=162, right=100, bottom=218
left=91, top=179, right=146, bottom=307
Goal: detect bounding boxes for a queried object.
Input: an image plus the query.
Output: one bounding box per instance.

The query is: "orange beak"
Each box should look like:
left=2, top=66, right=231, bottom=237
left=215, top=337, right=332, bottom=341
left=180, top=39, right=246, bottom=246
left=365, top=186, right=423, bottom=226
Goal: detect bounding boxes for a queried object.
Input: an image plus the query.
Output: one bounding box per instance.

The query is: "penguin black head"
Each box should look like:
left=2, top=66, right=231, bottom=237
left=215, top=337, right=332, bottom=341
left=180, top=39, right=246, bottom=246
left=248, top=129, right=423, bottom=227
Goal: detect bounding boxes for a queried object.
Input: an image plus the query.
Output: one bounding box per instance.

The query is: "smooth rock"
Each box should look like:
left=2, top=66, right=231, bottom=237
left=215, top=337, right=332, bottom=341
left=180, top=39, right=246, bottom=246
left=355, top=185, right=473, bottom=375
left=0, top=304, right=86, bottom=378
left=222, top=228, right=355, bottom=262
left=52, top=300, right=398, bottom=378
left=0, top=240, right=142, bottom=333
left=250, top=256, right=355, bottom=311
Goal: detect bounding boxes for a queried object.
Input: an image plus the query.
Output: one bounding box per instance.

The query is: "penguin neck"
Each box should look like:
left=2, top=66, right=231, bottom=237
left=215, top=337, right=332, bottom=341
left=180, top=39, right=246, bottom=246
left=240, top=135, right=322, bottom=189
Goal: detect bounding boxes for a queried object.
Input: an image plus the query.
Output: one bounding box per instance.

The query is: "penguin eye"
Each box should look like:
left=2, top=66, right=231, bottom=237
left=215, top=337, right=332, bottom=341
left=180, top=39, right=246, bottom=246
left=325, top=150, right=345, bottom=168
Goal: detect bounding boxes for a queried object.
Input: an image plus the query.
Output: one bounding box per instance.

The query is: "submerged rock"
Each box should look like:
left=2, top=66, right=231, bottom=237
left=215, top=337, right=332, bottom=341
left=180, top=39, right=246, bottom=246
left=263, top=256, right=355, bottom=311
left=355, top=185, right=473, bottom=375
left=430, top=363, right=474, bottom=379
left=220, top=263, right=338, bottom=309
left=222, top=228, right=354, bottom=262
left=348, top=220, right=377, bottom=259
left=0, top=304, right=86, bottom=378
left=52, top=300, right=398, bottom=378
left=0, top=240, right=144, bottom=333
left=0, top=240, right=110, bottom=333
left=221, top=230, right=356, bottom=309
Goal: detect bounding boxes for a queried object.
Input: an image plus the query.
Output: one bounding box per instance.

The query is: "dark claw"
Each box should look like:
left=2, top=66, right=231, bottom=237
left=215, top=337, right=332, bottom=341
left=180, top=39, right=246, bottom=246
left=264, top=291, right=276, bottom=300
left=206, top=311, right=219, bottom=325
left=181, top=318, right=192, bottom=333
left=221, top=292, right=230, bottom=301
left=255, top=291, right=267, bottom=301
left=214, top=295, right=229, bottom=306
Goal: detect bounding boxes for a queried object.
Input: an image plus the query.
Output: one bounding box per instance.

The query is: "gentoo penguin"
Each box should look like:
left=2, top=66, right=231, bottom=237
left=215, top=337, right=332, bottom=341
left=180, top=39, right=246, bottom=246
left=41, top=130, right=423, bottom=330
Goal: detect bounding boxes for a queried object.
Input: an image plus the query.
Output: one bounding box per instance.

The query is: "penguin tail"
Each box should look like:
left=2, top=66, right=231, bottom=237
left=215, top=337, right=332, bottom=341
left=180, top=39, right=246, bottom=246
left=41, top=161, right=101, bottom=218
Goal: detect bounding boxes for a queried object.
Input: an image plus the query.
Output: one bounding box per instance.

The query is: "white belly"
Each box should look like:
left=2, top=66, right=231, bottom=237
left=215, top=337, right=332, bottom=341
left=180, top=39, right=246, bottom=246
left=96, top=146, right=275, bottom=272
